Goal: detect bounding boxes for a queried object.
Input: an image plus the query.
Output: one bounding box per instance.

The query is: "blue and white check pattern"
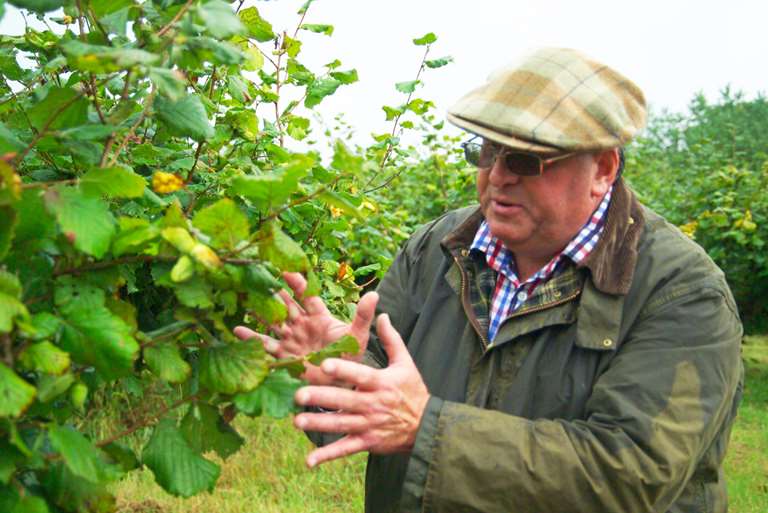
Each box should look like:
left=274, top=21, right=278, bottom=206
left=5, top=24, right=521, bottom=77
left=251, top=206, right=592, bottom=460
left=471, top=186, right=613, bottom=342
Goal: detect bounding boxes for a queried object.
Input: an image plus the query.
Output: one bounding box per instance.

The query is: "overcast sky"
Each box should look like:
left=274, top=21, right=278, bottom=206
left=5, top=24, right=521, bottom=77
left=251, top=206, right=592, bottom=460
left=3, top=0, right=766, bottom=145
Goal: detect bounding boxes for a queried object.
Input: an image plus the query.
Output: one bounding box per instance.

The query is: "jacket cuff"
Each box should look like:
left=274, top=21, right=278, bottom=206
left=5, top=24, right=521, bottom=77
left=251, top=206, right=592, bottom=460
left=400, top=395, right=444, bottom=512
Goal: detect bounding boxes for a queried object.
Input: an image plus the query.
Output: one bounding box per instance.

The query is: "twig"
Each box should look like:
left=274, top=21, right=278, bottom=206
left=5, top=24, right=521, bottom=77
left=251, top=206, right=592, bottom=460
left=364, top=43, right=432, bottom=192
left=53, top=254, right=265, bottom=277
left=1, top=334, right=13, bottom=367
left=89, top=74, right=107, bottom=124
left=261, top=176, right=342, bottom=224
left=156, top=0, right=195, bottom=38
left=106, top=89, right=157, bottom=167
left=186, top=141, right=205, bottom=184
left=20, top=179, right=77, bottom=190
left=95, top=393, right=199, bottom=448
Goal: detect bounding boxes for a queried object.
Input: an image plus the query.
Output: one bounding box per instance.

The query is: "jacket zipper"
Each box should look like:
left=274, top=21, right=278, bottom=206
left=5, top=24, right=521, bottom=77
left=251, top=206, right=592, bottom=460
left=452, top=253, right=491, bottom=350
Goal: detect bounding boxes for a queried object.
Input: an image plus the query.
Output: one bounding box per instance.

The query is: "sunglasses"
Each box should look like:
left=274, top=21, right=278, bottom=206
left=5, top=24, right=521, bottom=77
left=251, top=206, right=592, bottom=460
left=461, top=137, right=576, bottom=176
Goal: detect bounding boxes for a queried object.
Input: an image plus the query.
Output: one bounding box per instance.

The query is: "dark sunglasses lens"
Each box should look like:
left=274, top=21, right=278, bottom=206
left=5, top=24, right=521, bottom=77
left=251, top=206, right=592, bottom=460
left=463, top=142, right=483, bottom=166
left=504, top=153, right=542, bottom=176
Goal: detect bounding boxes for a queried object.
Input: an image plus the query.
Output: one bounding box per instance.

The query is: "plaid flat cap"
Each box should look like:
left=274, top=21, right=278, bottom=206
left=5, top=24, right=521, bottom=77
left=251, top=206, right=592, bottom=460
left=447, top=48, right=647, bottom=156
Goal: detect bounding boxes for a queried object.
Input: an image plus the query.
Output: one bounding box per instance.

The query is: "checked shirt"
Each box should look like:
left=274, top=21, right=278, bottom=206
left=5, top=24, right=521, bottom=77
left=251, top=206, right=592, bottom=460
left=470, top=187, right=613, bottom=342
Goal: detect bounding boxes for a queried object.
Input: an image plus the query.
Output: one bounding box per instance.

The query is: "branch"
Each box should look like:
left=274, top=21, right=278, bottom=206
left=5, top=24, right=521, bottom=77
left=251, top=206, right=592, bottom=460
left=364, top=43, right=432, bottom=192
left=95, top=393, right=199, bottom=448
left=1, top=333, right=13, bottom=367
left=89, top=74, right=107, bottom=124
left=54, top=254, right=265, bottom=277
left=261, top=176, right=342, bottom=224
left=156, top=0, right=195, bottom=38
left=106, top=89, right=157, bottom=167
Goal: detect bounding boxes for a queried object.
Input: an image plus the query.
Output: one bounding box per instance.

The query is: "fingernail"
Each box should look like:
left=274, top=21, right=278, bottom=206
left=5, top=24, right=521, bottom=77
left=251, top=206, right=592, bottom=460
left=322, top=360, right=336, bottom=374
left=265, top=340, right=279, bottom=353
left=307, top=456, right=316, bottom=468
left=295, top=416, right=306, bottom=429
left=296, top=390, right=308, bottom=405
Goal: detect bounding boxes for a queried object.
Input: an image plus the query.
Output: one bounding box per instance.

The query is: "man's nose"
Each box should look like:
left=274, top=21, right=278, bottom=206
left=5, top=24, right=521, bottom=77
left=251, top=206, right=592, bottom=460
left=488, top=155, right=522, bottom=187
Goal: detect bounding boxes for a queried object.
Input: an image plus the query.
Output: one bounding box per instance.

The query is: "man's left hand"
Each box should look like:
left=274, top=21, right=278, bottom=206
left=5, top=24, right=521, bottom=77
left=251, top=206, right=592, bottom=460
left=293, top=313, right=430, bottom=468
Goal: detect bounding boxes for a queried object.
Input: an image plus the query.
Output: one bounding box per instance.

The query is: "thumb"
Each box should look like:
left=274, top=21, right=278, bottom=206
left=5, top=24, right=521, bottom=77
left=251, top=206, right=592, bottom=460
left=376, top=313, right=410, bottom=365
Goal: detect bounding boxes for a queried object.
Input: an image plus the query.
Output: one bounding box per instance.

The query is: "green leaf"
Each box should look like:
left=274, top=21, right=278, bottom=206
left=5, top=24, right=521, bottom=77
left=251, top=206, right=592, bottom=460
left=0, top=363, right=36, bottom=418
left=142, top=419, right=220, bottom=498
left=15, top=189, right=56, bottom=245
left=180, top=403, right=244, bottom=459
left=230, top=155, right=312, bottom=209
left=283, top=35, right=302, bottom=58
left=305, top=77, right=341, bottom=108
left=155, top=94, right=215, bottom=142
left=80, top=165, right=146, bottom=199
left=244, top=264, right=282, bottom=294
left=307, top=335, right=360, bottom=365
left=28, top=87, right=89, bottom=132
left=149, top=67, right=186, bottom=101
left=144, top=343, right=191, bottom=383
left=59, top=124, right=117, bottom=141
left=25, top=312, right=62, bottom=340
left=41, top=462, right=116, bottom=513
left=101, top=442, right=139, bottom=472
left=174, top=276, right=214, bottom=308
left=161, top=227, right=196, bottom=253
left=0, top=439, right=25, bottom=484
left=330, top=69, right=358, bottom=85
left=58, top=295, right=139, bottom=380
left=0, top=207, right=16, bottom=265
left=331, top=139, right=365, bottom=176
left=19, top=342, right=70, bottom=375
left=234, top=369, right=302, bottom=418
left=37, top=373, right=75, bottom=402
left=91, top=0, right=133, bottom=17
left=257, top=222, right=310, bottom=273
left=301, top=23, right=334, bottom=36
left=245, top=291, right=287, bottom=325
left=61, top=40, right=159, bottom=73
left=192, top=198, right=250, bottom=251
left=12, top=495, right=49, bottom=513
left=184, top=37, right=245, bottom=65
left=7, top=0, right=63, bottom=13
left=226, top=110, right=259, bottom=141
left=0, top=270, right=28, bottom=334
left=413, top=32, right=437, bottom=45
left=382, top=105, right=404, bottom=121
left=239, top=6, right=275, bottom=42
left=395, top=80, right=420, bottom=94
left=227, top=75, right=251, bottom=103
left=44, top=186, right=116, bottom=258
left=425, top=56, right=453, bottom=69
left=49, top=425, right=121, bottom=484
left=112, top=218, right=160, bottom=257
left=0, top=122, right=27, bottom=153
left=200, top=341, right=268, bottom=395
left=198, top=0, right=246, bottom=39
left=318, top=190, right=362, bottom=219
left=170, top=255, right=195, bottom=283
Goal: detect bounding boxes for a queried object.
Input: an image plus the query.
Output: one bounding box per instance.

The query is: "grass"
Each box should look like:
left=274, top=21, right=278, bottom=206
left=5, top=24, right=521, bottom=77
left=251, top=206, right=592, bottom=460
left=114, top=417, right=366, bottom=513
left=114, top=336, right=768, bottom=513
left=725, top=334, right=768, bottom=513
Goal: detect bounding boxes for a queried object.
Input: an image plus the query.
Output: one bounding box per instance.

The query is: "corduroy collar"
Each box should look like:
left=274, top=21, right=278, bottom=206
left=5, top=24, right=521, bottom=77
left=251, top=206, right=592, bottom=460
left=441, top=179, right=645, bottom=296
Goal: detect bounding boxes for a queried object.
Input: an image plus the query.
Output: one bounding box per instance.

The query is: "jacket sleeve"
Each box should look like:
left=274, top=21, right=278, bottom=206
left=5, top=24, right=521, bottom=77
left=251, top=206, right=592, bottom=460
left=400, top=281, right=743, bottom=513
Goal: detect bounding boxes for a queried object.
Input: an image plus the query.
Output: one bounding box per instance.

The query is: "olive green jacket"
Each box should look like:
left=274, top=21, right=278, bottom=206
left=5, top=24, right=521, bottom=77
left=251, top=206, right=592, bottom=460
left=322, top=181, right=743, bottom=513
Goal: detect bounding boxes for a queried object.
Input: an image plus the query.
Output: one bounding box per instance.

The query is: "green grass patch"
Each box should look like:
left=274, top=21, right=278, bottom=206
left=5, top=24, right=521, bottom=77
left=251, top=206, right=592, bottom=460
left=114, top=417, right=365, bottom=513
left=725, top=335, right=768, bottom=513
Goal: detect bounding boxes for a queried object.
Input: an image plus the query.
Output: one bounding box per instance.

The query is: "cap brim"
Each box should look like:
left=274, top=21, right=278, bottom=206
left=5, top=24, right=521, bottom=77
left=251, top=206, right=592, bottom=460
left=447, top=113, right=567, bottom=158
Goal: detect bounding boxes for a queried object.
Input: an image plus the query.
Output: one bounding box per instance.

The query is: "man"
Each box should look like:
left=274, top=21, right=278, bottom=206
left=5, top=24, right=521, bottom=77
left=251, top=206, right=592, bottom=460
left=236, top=48, right=743, bottom=513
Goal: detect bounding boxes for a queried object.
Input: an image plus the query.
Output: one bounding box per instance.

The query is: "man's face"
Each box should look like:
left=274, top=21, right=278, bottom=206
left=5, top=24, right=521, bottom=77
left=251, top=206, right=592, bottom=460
left=476, top=143, right=616, bottom=264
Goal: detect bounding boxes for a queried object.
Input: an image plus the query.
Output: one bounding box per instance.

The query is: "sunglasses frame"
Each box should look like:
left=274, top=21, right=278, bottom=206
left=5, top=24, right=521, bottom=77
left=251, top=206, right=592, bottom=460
left=461, top=136, right=576, bottom=176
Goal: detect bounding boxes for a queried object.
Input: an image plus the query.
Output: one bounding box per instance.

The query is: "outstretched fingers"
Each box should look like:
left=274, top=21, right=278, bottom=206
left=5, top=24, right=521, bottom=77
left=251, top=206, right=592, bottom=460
left=283, top=272, right=328, bottom=315
left=233, top=326, right=285, bottom=358
left=306, top=435, right=369, bottom=468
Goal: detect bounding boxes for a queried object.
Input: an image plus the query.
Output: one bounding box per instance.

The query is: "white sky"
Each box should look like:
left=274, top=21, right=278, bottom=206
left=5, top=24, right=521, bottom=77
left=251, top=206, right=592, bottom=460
left=3, top=0, right=767, bottom=145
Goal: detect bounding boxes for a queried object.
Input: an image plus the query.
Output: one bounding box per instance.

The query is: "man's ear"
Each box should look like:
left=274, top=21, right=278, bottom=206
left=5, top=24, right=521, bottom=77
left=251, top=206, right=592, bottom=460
left=591, top=148, right=620, bottom=197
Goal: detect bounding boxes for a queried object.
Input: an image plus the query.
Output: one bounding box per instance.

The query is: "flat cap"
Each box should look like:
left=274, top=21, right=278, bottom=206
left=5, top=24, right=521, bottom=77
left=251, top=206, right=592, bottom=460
left=447, top=47, right=647, bottom=156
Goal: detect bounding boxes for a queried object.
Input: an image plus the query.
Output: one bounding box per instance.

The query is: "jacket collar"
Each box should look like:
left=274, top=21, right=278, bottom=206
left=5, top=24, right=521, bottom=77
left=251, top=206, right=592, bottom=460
left=440, top=179, right=645, bottom=296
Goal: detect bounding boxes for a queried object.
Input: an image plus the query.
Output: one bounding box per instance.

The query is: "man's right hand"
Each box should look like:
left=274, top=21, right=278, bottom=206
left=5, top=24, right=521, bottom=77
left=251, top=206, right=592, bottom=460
left=233, top=272, right=379, bottom=385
